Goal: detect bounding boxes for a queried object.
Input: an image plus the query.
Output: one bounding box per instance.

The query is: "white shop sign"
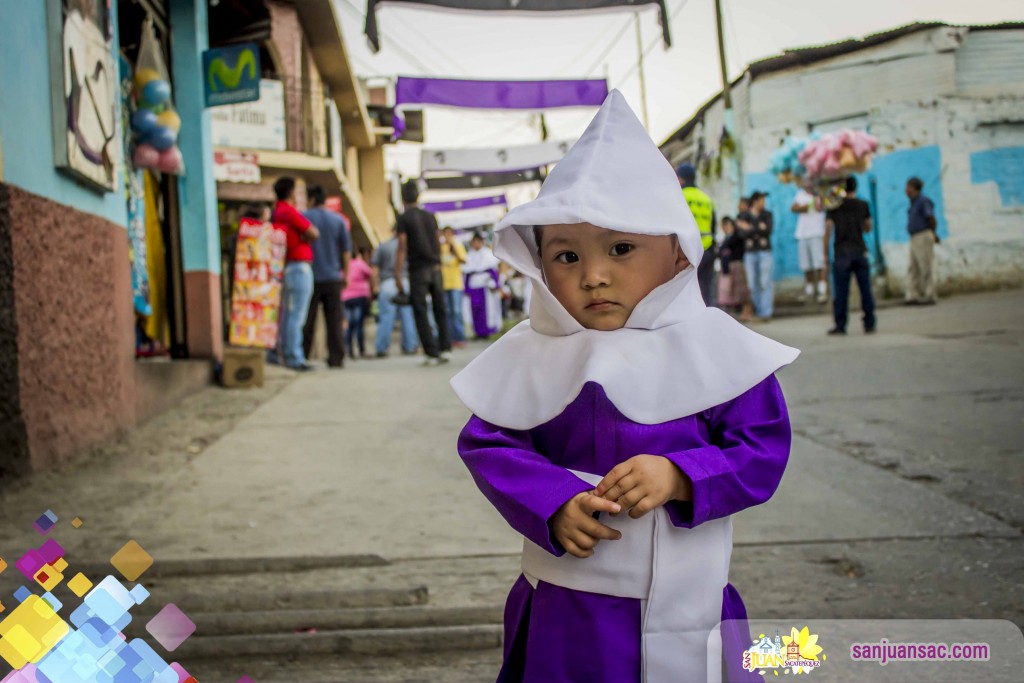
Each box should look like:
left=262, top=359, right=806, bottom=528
left=210, top=79, right=286, bottom=151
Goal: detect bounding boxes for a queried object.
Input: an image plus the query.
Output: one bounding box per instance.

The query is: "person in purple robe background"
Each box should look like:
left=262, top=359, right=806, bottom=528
left=463, top=232, right=502, bottom=339
left=451, top=91, right=799, bottom=683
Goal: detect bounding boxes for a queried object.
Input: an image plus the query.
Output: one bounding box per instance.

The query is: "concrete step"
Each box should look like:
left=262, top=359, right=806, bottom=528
left=125, top=604, right=503, bottom=636
left=179, top=649, right=503, bottom=683
left=134, top=585, right=429, bottom=615
left=176, top=623, right=504, bottom=659
left=74, top=553, right=389, bottom=579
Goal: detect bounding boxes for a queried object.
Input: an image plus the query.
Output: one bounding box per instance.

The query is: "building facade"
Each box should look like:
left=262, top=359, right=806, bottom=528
left=661, top=23, right=1024, bottom=298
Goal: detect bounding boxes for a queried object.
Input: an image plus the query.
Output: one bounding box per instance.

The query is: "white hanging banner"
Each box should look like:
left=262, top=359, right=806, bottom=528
left=421, top=139, right=574, bottom=174
left=434, top=204, right=508, bottom=230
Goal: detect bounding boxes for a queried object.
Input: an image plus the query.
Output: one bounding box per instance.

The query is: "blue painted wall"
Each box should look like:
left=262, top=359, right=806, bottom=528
left=745, top=144, right=948, bottom=280
left=0, top=2, right=127, bottom=226
left=170, top=0, right=220, bottom=275
left=971, top=146, right=1024, bottom=207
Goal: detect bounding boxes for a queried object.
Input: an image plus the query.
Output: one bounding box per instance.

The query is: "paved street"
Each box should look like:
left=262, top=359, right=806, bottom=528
left=1, top=289, right=1021, bottom=681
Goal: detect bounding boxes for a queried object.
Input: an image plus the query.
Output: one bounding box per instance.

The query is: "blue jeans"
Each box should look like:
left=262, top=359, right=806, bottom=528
left=375, top=277, right=418, bottom=354
left=744, top=250, right=775, bottom=318
left=833, top=252, right=876, bottom=331
left=445, top=289, right=465, bottom=342
left=280, top=262, right=314, bottom=367
left=344, top=297, right=370, bottom=357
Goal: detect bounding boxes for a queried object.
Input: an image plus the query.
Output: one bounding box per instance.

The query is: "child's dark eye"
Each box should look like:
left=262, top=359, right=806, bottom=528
left=554, top=251, right=579, bottom=264
left=610, top=243, right=634, bottom=256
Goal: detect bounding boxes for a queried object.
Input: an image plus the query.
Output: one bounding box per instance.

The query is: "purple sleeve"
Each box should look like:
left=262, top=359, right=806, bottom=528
left=489, top=268, right=500, bottom=288
left=458, top=416, right=594, bottom=556
left=661, top=374, right=791, bottom=528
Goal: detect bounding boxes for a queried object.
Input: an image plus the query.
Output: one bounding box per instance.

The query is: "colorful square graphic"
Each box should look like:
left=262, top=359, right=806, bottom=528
left=0, top=558, right=7, bottom=574
left=33, top=563, right=64, bottom=592
left=15, top=540, right=64, bottom=582
left=111, top=540, right=153, bottom=582
left=67, top=573, right=93, bottom=598
left=33, top=511, right=57, bottom=536
left=13, top=587, right=31, bottom=604
left=145, top=603, right=196, bottom=652
left=71, top=517, right=83, bottom=529
left=0, top=595, right=70, bottom=668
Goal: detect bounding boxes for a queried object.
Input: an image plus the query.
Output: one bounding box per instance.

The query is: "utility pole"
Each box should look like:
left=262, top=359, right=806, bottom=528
left=634, top=13, right=650, bottom=130
left=714, top=0, right=742, bottom=200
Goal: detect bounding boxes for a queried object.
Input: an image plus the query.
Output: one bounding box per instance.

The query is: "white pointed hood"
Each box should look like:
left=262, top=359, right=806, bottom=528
left=451, top=90, right=798, bottom=429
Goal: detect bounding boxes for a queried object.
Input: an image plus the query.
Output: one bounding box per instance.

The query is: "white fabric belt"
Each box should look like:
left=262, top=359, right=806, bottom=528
left=520, top=470, right=732, bottom=683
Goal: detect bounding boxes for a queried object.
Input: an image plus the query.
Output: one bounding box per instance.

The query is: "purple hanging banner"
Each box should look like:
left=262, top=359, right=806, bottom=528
left=393, top=77, right=608, bottom=138
left=365, top=1, right=671, bottom=53
left=422, top=195, right=508, bottom=213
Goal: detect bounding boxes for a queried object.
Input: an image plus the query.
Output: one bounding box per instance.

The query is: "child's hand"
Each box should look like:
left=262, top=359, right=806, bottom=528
left=595, top=455, right=693, bottom=519
left=550, top=491, right=622, bottom=559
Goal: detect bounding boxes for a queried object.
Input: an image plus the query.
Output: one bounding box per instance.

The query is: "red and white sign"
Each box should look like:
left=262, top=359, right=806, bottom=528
left=214, top=151, right=261, bottom=183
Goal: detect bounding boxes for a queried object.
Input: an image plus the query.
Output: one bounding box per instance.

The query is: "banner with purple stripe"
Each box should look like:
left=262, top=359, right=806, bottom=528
left=392, top=77, right=608, bottom=138
left=365, top=1, right=671, bottom=53
left=422, top=195, right=508, bottom=213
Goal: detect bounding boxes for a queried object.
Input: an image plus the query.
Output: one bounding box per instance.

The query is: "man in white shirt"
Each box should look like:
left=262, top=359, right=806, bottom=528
left=792, top=189, right=827, bottom=303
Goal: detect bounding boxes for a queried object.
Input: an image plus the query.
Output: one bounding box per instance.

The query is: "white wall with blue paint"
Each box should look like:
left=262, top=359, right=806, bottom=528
left=665, top=26, right=1024, bottom=296
left=0, top=1, right=127, bottom=227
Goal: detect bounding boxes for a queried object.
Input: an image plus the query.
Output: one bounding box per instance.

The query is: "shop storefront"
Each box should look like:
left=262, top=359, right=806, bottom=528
left=0, top=0, right=221, bottom=473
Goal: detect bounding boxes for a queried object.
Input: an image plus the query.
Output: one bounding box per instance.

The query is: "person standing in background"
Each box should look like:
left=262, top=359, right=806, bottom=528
left=393, top=180, right=451, bottom=366
left=302, top=185, right=350, bottom=368
left=342, top=248, right=374, bottom=359
left=791, top=188, right=828, bottom=303
left=371, top=229, right=418, bottom=358
left=272, top=177, right=319, bottom=371
left=463, top=232, right=502, bottom=340
left=440, top=226, right=468, bottom=349
left=825, top=176, right=876, bottom=336
left=676, top=163, right=716, bottom=306
left=904, top=177, right=939, bottom=306
left=739, top=191, right=775, bottom=321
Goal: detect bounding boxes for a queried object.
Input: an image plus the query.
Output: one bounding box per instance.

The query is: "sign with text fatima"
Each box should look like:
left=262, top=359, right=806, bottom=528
left=203, top=42, right=260, bottom=106
left=209, top=79, right=286, bottom=150
left=230, top=218, right=287, bottom=349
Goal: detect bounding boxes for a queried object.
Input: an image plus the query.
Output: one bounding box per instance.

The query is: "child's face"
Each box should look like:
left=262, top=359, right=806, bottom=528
left=539, top=222, right=690, bottom=331
left=722, top=221, right=734, bottom=235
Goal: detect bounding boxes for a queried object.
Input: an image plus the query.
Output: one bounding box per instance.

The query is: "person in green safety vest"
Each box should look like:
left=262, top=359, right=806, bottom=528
left=675, top=163, right=716, bottom=306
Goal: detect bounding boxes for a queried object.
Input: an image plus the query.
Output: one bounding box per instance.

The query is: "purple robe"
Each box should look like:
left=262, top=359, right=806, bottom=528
left=458, top=375, right=791, bottom=682
left=465, top=268, right=501, bottom=338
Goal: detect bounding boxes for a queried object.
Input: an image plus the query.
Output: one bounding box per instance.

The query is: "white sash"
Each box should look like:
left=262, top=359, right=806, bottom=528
left=520, top=470, right=731, bottom=683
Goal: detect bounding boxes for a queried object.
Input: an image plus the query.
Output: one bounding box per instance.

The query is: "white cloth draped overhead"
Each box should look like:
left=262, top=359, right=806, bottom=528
left=421, top=139, right=574, bottom=174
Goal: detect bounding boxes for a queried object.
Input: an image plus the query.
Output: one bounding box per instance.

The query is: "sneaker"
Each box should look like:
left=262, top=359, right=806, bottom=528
left=376, top=351, right=389, bottom=358
left=440, top=351, right=453, bottom=361
left=421, top=356, right=450, bottom=367
left=289, top=362, right=317, bottom=372
left=827, top=328, right=847, bottom=336
left=801, top=283, right=814, bottom=302
left=864, top=327, right=877, bottom=334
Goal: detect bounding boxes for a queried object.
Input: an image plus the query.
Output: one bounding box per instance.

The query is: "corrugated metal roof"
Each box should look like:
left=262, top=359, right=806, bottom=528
left=660, top=22, right=1024, bottom=148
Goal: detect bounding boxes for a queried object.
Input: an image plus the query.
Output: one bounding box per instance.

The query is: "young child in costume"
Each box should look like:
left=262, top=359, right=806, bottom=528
left=451, top=91, right=799, bottom=683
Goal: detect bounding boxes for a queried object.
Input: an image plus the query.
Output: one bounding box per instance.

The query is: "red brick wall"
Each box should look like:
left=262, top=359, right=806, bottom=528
left=267, top=0, right=304, bottom=153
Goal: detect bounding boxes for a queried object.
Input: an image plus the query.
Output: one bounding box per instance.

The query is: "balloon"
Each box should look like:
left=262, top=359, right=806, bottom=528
left=156, top=110, right=181, bottom=133
left=134, top=67, right=161, bottom=91
left=143, top=126, right=177, bottom=151
left=141, top=79, right=171, bottom=107
left=133, top=143, right=160, bottom=169
left=131, top=108, right=158, bottom=135
left=157, top=146, right=183, bottom=174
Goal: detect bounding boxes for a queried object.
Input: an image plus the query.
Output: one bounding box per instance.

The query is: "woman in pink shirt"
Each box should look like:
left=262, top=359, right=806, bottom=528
left=342, top=248, right=374, bottom=359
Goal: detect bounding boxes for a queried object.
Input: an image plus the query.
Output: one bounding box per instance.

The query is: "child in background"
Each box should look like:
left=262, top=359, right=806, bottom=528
left=719, top=216, right=754, bottom=322
left=341, top=248, right=373, bottom=359
left=452, top=92, right=798, bottom=683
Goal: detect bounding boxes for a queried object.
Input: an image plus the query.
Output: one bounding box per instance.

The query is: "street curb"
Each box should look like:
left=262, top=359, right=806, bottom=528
left=177, top=624, right=504, bottom=658
left=74, top=554, right=389, bottom=579
left=135, top=586, right=430, bottom=614
left=126, top=605, right=504, bottom=636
